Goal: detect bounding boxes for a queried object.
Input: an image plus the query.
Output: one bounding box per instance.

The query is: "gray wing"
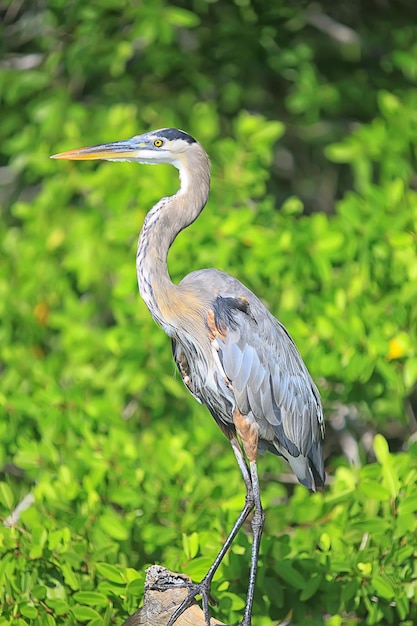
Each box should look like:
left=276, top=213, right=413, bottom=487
left=208, top=293, right=325, bottom=490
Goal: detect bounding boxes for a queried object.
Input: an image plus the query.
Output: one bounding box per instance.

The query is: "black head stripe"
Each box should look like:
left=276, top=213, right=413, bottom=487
left=153, top=128, right=197, bottom=144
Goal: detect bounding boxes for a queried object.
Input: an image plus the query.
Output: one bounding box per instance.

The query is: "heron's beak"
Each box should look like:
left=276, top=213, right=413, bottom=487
left=51, top=138, right=140, bottom=161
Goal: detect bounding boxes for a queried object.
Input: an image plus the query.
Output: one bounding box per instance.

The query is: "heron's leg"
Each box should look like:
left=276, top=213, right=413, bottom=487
left=165, top=435, right=255, bottom=626
left=239, top=459, right=264, bottom=626
left=202, top=434, right=255, bottom=579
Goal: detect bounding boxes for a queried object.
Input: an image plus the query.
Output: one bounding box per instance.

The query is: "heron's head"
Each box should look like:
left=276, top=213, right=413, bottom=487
left=51, top=128, right=200, bottom=170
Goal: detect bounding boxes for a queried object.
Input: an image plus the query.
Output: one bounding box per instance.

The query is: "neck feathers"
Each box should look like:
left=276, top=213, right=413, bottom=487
left=136, top=143, right=210, bottom=333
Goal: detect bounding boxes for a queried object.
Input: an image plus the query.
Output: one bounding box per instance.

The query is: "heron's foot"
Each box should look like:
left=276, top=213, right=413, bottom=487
left=154, top=577, right=216, bottom=626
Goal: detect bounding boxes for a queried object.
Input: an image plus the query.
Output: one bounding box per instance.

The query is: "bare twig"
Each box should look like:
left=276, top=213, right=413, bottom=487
left=3, top=492, right=35, bottom=527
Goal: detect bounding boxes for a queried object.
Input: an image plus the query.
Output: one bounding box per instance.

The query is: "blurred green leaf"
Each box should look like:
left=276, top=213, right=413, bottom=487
left=0, top=483, right=14, bottom=510
left=274, top=561, right=306, bottom=590
left=95, top=563, right=125, bottom=584
left=182, top=532, right=199, bottom=560
left=72, top=592, right=109, bottom=607
left=71, top=606, right=101, bottom=621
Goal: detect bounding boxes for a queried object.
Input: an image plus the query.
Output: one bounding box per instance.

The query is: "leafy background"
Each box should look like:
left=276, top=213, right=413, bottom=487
left=1, top=1, right=417, bottom=625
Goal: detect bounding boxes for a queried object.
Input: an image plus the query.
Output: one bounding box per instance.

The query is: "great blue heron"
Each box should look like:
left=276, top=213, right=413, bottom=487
left=52, top=128, right=325, bottom=626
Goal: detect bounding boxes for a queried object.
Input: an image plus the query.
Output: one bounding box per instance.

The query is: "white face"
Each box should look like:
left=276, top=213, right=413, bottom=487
left=129, top=136, right=188, bottom=166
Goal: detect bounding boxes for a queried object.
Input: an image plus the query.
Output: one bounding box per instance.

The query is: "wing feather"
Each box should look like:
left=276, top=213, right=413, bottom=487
left=222, top=341, right=244, bottom=380
left=234, top=344, right=255, bottom=390
left=208, top=294, right=325, bottom=489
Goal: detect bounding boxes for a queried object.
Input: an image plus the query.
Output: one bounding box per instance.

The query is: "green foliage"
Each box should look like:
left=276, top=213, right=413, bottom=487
left=1, top=1, right=417, bottom=625
left=2, top=433, right=417, bottom=625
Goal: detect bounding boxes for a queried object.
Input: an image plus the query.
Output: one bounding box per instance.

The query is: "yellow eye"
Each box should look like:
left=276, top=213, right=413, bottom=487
left=153, top=139, right=163, bottom=147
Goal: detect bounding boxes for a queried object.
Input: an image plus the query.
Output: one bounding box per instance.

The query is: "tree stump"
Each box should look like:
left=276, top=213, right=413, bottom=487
left=121, top=565, right=225, bottom=626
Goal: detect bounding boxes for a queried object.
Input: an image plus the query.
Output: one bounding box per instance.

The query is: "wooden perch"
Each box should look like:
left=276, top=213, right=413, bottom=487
left=121, top=565, right=225, bottom=626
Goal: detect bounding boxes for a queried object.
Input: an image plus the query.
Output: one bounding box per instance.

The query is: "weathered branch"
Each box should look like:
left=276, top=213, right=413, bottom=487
left=121, top=565, right=225, bottom=626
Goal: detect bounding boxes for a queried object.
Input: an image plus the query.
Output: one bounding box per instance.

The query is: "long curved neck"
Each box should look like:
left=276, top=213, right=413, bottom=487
left=136, top=144, right=210, bottom=333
